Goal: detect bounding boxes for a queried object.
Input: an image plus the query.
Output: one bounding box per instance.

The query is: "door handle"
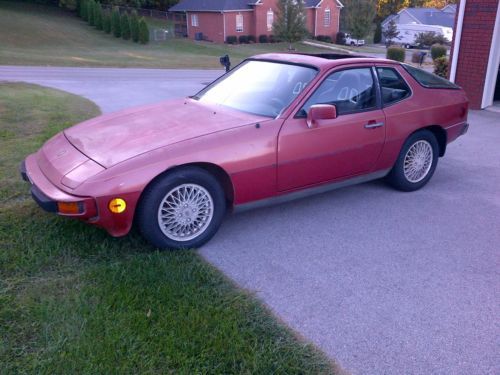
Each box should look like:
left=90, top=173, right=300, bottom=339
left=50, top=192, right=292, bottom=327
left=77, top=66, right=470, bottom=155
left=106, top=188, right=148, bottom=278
left=364, top=121, right=384, bottom=129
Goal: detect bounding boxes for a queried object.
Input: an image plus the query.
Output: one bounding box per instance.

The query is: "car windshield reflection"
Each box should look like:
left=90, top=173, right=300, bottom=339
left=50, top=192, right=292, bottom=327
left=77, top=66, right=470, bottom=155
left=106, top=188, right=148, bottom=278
left=196, top=60, right=317, bottom=117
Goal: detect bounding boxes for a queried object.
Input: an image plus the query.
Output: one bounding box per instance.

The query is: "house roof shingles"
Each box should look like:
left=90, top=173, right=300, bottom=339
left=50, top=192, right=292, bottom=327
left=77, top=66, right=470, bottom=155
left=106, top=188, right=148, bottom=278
left=382, top=7, right=455, bottom=28
left=169, top=0, right=252, bottom=12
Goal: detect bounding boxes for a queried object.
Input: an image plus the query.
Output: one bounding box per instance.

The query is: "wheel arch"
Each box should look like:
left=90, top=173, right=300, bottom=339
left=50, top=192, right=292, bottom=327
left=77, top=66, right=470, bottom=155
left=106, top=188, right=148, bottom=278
left=415, top=125, right=447, bottom=157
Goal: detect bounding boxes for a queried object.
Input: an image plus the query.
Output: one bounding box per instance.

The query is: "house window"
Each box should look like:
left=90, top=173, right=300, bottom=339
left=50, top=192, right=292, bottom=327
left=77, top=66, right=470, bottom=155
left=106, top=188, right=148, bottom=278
left=236, top=14, right=243, bottom=32
left=324, top=8, right=331, bottom=27
left=191, top=14, right=199, bottom=27
left=267, top=9, right=274, bottom=31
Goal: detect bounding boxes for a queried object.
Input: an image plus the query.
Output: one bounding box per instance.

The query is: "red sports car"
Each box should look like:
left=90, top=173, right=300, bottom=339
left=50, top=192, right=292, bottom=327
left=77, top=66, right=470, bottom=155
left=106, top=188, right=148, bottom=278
left=21, top=54, right=469, bottom=249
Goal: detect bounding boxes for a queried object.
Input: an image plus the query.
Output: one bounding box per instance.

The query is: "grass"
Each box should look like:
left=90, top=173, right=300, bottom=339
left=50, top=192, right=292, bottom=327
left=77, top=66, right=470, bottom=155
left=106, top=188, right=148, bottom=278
left=0, top=82, right=337, bottom=373
left=0, top=2, right=331, bottom=69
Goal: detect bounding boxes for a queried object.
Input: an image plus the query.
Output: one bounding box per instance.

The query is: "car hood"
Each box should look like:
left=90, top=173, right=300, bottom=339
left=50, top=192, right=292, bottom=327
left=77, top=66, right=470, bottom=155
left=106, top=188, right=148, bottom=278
left=64, top=98, right=266, bottom=168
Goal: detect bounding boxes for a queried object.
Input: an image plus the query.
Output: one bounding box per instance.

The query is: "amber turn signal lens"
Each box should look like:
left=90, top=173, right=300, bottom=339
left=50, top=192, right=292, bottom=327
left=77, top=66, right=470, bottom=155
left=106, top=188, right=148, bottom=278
left=57, top=201, right=82, bottom=214
left=108, top=198, right=126, bottom=213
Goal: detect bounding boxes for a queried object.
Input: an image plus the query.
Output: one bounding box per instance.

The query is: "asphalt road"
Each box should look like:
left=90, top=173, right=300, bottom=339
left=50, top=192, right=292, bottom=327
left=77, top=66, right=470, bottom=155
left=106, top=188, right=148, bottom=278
left=1, top=66, right=498, bottom=375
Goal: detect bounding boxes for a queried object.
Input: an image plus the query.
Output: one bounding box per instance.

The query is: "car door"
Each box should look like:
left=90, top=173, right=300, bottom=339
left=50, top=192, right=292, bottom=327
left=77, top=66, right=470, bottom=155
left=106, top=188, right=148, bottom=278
left=277, top=66, right=386, bottom=191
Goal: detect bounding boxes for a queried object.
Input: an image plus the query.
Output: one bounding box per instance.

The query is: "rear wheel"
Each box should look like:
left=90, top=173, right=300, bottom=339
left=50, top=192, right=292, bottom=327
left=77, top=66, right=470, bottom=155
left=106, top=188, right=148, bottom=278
left=386, top=130, right=439, bottom=191
left=137, top=167, right=226, bottom=249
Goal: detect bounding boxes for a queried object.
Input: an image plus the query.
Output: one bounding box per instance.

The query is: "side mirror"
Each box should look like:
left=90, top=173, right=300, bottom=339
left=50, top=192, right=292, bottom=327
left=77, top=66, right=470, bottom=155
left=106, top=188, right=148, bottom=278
left=306, top=104, right=337, bottom=129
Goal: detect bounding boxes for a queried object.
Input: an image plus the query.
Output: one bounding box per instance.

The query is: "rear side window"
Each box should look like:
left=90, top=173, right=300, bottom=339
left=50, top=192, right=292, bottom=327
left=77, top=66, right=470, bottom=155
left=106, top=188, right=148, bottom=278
left=402, top=64, right=459, bottom=89
left=376, top=67, right=411, bottom=105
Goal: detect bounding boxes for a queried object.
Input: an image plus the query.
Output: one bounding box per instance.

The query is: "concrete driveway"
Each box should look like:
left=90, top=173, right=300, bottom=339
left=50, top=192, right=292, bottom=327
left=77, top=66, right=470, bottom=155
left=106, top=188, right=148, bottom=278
left=1, top=66, right=498, bottom=375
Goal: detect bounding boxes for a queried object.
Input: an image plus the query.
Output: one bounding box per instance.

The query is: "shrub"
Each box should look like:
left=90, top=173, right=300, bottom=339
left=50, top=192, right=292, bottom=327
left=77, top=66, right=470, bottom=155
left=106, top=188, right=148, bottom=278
left=258, top=34, right=268, bottom=43
left=112, top=7, right=121, bottom=38
left=103, top=11, right=111, bottom=34
left=226, top=35, right=237, bottom=44
left=269, top=34, right=279, bottom=43
left=247, top=35, right=256, bottom=43
left=335, top=31, right=346, bottom=45
left=130, top=10, right=139, bottom=43
left=373, top=22, right=382, bottom=44
left=87, top=0, right=95, bottom=26
left=433, top=56, right=449, bottom=78
left=80, top=0, right=88, bottom=20
left=120, top=13, right=131, bottom=40
left=411, top=50, right=421, bottom=63
left=386, top=46, right=405, bottom=62
left=238, top=35, right=248, bottom=44
left=94, top=2, right=103, bottom=30
left=430, top=44, right=447, bottom=60
left=138, top=17, right=149, bottom=44
left=316, top=35, right=332, bottom=43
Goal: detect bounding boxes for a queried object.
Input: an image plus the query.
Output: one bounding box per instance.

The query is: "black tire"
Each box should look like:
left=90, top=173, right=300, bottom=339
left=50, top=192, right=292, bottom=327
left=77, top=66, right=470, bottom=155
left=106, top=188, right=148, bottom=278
left=136, top=167, right=226, bottom=249
left=386, top=130, right=439, bottom=192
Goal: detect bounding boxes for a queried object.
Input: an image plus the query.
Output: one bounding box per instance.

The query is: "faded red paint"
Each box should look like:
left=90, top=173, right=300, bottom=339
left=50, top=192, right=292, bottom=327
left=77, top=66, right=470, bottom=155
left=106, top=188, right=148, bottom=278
left=22, top=54, right=469, bottom=238
left=449, top=0, right=498, bottom=109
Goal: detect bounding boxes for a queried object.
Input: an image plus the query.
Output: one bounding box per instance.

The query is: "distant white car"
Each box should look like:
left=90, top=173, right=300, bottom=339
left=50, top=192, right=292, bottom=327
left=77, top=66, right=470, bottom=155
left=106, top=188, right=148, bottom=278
left=344, top=33, right=365, bottom=46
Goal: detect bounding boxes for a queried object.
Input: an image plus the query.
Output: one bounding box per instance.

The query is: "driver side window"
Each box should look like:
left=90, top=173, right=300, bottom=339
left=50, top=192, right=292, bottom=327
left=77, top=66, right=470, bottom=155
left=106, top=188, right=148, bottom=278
left=300, top=67, right=376, bottom=116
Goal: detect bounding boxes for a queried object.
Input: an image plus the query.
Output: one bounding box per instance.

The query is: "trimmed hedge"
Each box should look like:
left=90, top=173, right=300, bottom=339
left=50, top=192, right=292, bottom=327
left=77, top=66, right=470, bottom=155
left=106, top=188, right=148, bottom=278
left=386, top=46, right=405, bottom=62
left=138, top=17, right=149, bottom=44
left=335, top=31, right=346, bottom=45
left=316, top=35, right=332, bottom=43
left=247, top=35, right=256, bottom=43
left=430, top=44, right=447, bottom=60
left=226, top=35, right=237, bottom=44
left=258, top=34, right=268, bottom=43
left=433, top=56, right=449, bottom=78
left=238, top=35, right=248, bottom=44
left=112, top=7, right=121, bottom=38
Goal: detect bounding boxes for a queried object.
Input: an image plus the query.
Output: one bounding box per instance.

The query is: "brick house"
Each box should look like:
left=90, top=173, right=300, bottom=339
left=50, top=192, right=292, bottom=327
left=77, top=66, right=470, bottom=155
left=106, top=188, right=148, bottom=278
left=169, top=0, right=343, bottom=44
left=449, top=0, right=500, bottom=109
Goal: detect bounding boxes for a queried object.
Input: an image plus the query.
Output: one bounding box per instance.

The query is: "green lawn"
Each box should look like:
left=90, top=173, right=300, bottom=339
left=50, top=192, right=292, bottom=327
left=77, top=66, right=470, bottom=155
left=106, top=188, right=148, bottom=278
left=0, top=83, right=338, bottom=373
left=0, top=2, right=330, bottom=68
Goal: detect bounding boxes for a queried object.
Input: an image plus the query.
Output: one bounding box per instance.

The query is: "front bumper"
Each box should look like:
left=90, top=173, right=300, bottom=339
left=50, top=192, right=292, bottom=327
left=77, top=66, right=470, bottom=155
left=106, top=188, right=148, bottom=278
left=20, top=156, right=97, bottom=218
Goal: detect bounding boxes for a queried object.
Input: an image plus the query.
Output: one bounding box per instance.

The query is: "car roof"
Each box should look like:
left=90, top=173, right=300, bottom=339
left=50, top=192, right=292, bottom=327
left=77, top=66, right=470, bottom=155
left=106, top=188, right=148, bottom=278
left=251, top=53, right=399, bottom=70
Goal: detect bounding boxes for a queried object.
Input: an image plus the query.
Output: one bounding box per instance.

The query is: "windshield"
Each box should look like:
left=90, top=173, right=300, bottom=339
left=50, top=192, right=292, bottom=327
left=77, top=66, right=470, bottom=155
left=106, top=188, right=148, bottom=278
left=196, top=60, right=317, bottom=117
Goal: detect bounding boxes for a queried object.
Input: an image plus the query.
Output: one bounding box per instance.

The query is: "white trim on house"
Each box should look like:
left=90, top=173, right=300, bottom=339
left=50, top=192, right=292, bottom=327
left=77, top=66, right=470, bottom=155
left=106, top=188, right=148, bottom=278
left=222, top=11, right=226, bottom=41
left=481, top=0, right=500, bottom=108
left=450, top=0, right=466, bottom=83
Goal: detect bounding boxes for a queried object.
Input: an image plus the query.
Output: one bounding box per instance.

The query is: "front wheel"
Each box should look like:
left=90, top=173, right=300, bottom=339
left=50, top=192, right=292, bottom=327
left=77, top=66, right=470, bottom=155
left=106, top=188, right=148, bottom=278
left=386, top=130, right=439, bottom=191
left=137, top=167, right=226, bottom=249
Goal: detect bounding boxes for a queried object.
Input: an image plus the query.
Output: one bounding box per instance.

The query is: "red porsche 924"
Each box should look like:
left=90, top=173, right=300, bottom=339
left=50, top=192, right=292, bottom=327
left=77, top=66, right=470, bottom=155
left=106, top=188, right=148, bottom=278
left=21, top=53, right=469, bottom=249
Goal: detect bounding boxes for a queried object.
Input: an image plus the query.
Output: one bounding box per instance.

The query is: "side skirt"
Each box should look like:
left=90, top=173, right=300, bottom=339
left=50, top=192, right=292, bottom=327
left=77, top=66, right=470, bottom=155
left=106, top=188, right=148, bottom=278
left=233, top=169, right=390, bottom=213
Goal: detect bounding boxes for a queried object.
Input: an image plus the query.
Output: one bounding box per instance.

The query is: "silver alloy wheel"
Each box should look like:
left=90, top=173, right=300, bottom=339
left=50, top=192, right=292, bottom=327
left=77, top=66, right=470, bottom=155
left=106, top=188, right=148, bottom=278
left=157, top=183, right=214, bottom=242
left=403, top=140, right=433, bottom=183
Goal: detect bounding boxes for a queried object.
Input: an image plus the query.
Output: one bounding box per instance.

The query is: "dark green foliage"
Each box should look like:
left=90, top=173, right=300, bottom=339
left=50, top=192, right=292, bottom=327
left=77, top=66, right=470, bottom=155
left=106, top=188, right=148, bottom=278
left=87, top=0, right=95, bottom=26
left=258, top=34, right=268, bottom=43
left=138, top=17, right=149, bottom=44
left=130, top=10, right=139, bottom=42
left=316, top=35, right=332, bottom=43
left=80, top=0, right=87, bottom=20
left=226, top=35, right=237, bottom=44
left=102, top=10, right=111, bottom=33
left=374, top=21, right=382, bottom=43
left=346, top=0, right=376, bottom=40
left=383, top=19, right=399, bottom=46
left=335, top=31, right=346, bottom=45
left=111, top=7, right=121, bottom=38
left=386, top=46, right=405, bottom=62
left=94, top=2, right=102, bottom=30
left=433, top=56, right=449, bottom=78
left=415, top=31, right=449, bottom=48
left=238, top=35, right=248, bottom=44
left=247, top=35, right=256, bottom=43
left=120, top=12, right=130, bottom=40
left=430, top=43, right=447, bottom=60
left=273, top=0, right=308, bottom=46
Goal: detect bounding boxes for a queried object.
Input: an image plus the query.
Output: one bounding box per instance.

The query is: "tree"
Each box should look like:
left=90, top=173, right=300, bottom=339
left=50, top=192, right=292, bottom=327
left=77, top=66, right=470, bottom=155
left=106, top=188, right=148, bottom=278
left=121, top=13, right=131, bottom=40
left=130, top=10, right=140, bottom=43
left=373, top=21, right=382, bottom=43
left=87, top=0, right=95, bottom=26
left=80, top=0, right=88, bottom=20
left=383, top=19, right=399, bottom=46
left=272, top=0, right=308, bottom=49
left=103, top=11, right=112, bottom=33
left=94, top=2, right=103, bottom=30
left=138, top=17, right=150, bottom=44
left=112, top=7, right=121, bottom=38
left=346, top=0, right=376, bottom=40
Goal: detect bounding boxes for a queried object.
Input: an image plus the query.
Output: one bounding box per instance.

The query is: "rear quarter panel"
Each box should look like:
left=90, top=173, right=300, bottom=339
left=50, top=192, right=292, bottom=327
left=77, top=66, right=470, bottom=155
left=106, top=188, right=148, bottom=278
left=373, top=64, right=468, bottom=171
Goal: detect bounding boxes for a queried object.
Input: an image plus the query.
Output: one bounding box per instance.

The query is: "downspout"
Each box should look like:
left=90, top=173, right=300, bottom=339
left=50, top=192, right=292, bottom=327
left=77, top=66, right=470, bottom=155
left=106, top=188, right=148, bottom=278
left=222, top=12, right=226, bottom=42
left=186, top=11, right=190, bottom=38
left=449, top=0, right=466, bottom=83
left=314, top=7, right=318, bottom=37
